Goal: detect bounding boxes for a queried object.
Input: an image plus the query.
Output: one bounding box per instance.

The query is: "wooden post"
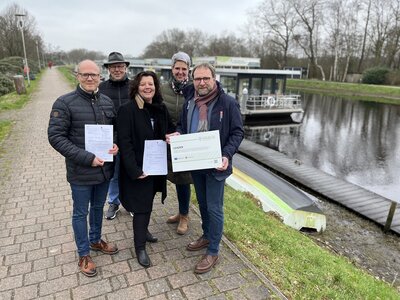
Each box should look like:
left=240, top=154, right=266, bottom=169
left=384, top=202, right=397, bottom=232
left=13, top=75, right=26, bottom=94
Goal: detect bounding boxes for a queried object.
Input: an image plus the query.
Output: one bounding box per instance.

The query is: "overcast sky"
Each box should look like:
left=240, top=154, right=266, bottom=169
left=1, top=0, right=261, bottom=57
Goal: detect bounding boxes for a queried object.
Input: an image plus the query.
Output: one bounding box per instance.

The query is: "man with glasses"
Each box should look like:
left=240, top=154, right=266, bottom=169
left=168, top=62, right=244, bottom=274
left=99, top=52, right=130, bottom=220
left=48, top=59, right=119, bottom=277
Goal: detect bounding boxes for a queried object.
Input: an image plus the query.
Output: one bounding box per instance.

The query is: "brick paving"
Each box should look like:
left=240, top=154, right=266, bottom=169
left=0, top=68, right=282, bottom=299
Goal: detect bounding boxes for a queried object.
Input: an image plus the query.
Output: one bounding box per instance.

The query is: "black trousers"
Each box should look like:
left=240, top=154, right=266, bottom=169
left=133, top=212, right=151, bottom=251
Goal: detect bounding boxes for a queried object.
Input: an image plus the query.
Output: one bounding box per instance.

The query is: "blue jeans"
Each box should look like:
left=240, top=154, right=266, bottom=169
left=108, top=154, right=120, bottom=205
left=191, top=171, right=225, bottom=256
left=176, top=184, right=190, bottom=215
left=70, top=181, right=110, bottom=257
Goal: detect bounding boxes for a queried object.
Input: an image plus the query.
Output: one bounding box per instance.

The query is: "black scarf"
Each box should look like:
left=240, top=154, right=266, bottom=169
left=171, top=78, right=189, bottom=95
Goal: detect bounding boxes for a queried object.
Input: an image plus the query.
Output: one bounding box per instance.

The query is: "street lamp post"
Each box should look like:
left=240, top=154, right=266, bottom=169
left=15, top=13, right=30, bottom=87
left=36, top=41, right=41, bottom=69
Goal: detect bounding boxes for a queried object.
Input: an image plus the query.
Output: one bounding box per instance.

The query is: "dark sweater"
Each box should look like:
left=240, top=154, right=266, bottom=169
left=99, top=77, right=130, bottom=113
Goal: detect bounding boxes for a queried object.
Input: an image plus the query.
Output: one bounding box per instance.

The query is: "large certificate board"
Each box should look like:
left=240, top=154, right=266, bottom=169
left=170, top=130, right=222, bottom=172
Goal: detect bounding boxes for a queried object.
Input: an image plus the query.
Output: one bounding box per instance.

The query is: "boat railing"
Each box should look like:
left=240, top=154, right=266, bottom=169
left=240, top=94, right=302, bottom=113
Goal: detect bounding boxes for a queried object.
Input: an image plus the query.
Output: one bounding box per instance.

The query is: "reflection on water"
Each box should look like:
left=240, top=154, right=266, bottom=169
left=244, top=93, right=400, bottom=201
left=245, top=123, right=301, bottom=151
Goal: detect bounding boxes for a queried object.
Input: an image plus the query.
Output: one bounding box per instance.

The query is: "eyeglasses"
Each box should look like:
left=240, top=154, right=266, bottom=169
left=109, top=64, right=126, bottom=70
left=78, top=73, right=100, bottom=80
left=193, top=77, right=211, bottom=84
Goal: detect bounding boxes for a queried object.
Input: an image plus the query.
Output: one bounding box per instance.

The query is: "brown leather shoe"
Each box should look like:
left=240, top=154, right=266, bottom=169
left=187, top=236, right=209, bottom=251
left=177, top=214, right=189, bottom=235
left=90, top=239, right=119, bottom=255
left=78, top=255, right=97, bottom=277
left=167, top=213, right=180, bottom=224
left=194, top=254, right=219, bottom=274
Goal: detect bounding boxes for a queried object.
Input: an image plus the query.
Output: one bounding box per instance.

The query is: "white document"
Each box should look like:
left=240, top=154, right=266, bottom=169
left=143, top=140, right=167, bottom=175
left=170, top=130, right=222, bottom=172
left=85, top=124, right=113, bottom=162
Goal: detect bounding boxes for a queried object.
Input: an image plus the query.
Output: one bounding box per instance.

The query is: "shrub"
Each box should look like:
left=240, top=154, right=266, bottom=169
left=0, top=62, right=21, bottom=76
left=1, top=56, right=24, bottom=69
left=361, top=67, right=390, bottom=84
left=386, top=70, right=400, bottom=85
left=0, top=74, right=15, bottom=96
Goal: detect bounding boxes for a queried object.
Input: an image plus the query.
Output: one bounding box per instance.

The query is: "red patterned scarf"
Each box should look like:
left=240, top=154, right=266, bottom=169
left=194, top=85, right=218, bottom=132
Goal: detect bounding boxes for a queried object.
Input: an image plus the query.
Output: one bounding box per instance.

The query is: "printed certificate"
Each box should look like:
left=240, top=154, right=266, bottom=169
left=85, top=124, right=113, bottom=162
left=143, top=140, right=167, bottom=175
left=170, top=130, right=222, bottom=172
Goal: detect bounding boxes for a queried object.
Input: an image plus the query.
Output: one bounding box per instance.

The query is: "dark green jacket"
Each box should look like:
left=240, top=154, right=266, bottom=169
left=161, top=82, right=193, bottom=185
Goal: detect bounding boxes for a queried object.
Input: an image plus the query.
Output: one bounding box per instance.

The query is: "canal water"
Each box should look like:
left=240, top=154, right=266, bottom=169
left=244, top=93, right=400, bottom=202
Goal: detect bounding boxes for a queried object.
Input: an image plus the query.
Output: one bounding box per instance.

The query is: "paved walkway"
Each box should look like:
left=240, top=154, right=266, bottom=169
left=0, top=69, right=278, bottom=300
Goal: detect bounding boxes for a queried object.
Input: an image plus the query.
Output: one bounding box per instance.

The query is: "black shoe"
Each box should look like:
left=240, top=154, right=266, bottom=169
left=136, top=249, right=151, bottom=268
left=105, top=204, right=119, bottom=220
left=146, top=230, right=158, bottom=243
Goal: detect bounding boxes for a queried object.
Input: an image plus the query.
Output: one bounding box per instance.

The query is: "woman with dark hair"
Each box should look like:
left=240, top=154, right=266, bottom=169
left=117, top=71, right=175, bottom=267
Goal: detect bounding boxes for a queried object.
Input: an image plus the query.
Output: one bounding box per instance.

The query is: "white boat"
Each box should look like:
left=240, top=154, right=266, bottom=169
left=102, top=56, right=303, bottom=121
left=215, top=68, right=303, bottom=121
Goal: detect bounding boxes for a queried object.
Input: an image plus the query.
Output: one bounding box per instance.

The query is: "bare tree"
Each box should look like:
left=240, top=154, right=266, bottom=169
left=180, top=29, right=208, bottom=57
left=357, top=0, right=372, bottom=72
left=384, top=0, right=400, bottom=68
left=204, top=32, right=250, bottom=56
left=0, top=3, right=42, bottom=61
left=368, top=0, right=392, bottom=65
left=67, top=48, right=104, bottom=64
left=251, top=0, right=298, bottom=69
left=325, top=0, right=361, bottom=81
left=291, top=0, right=326, bottom=79
left=341, top=0, right=362, bottom=81
left=241, top=17, right=272, bottom=67
left=141, top=28, right=188, bottom=58
left=325, top=0, right=343, bottom=81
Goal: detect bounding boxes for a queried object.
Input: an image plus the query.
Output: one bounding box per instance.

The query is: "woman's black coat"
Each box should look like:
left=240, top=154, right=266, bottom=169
left=116, top=99, right=175, bottom=213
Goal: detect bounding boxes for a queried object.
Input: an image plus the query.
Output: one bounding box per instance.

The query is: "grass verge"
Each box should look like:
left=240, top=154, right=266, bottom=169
left=0, top=120, right=12, bottom=143
left=199, top=185, right=399, bottom=299
left=0, top=72, right=43, bottom=112
left=287, top=79, right=400, bottom=105
left=0, top=72, right=43, bottom=144
left=57, top=65, right=77, bottom=87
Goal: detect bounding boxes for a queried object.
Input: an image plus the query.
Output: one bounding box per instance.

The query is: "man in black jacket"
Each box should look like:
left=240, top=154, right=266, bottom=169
left=48, top=59, right=119, bottom=277
left=99, top=52, right=130, bottom=220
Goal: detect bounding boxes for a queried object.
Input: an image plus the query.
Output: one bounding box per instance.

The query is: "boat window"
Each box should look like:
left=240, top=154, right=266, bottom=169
left=275, top=78, right=285, bottom=94
left=262, top=78, right=272, bottom=94
left=238, top=78, right=249, bottom=96
left=250, top=78, right=262, bottom=95
left=220, top=76, right=237, bottom=98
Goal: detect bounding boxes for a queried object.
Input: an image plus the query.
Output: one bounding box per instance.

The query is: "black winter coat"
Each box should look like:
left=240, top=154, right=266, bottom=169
left=117, top=99, right=175, bottom=213
left=48, top=85, right=116, bottom=185
left=99, top=77, right=130, bottom=113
